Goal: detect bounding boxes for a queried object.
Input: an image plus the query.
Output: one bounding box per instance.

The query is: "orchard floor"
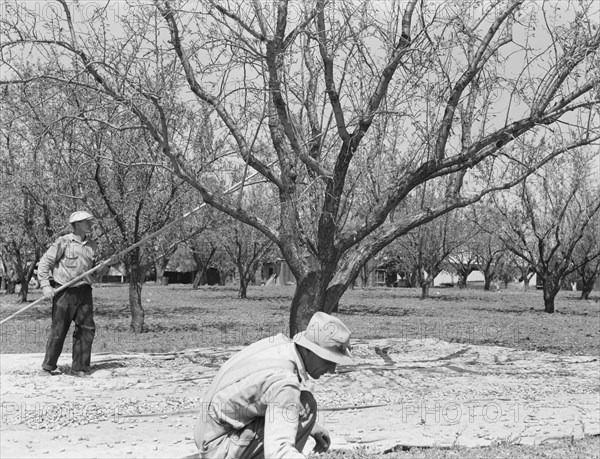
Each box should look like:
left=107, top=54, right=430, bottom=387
left=1, top=338, right=598, bottom=458
left=1, top=284, right=599, bottom=458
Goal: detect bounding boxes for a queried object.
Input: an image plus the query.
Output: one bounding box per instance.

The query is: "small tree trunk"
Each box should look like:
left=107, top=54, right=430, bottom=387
left=483, top=277, right=492, bottom=291
left=129, top=279, right=145, bottom=333
left=19, top=279, right=28, bottom=302
left=457, top=271, right=468, bottom=289
left=192, top=272, right=201, bottom=290
left=580, top=289, right=591, bottom=300
left=128, top=254, right=146, bottom=333
left=19, top=259, right=38, bottom=302
left=192, top=266, right=208, bottom=290
left=238, top=279, right=248, bottom=299
left=580, top=278, right=594, bottom=300
left=155, top=259, right=167, bottom=286
left=6, top=277, right=15, bottom=294
left=420, top=282, right=430, bottom=299
left=360, top=264, right=369, bottom=287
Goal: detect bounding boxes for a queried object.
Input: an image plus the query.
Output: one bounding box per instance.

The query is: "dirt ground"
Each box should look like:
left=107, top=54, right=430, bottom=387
left=1, top=338, right=599, bottom=458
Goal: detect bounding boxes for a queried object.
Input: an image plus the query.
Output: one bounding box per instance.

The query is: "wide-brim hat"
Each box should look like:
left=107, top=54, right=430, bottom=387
left=294, top=311, right=353, bottom=365
left=69, top=211, right=94, bottom=224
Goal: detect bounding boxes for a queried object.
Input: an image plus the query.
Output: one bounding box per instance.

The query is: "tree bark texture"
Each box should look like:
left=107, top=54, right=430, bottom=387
left=129, top=278, right=145, bottom=333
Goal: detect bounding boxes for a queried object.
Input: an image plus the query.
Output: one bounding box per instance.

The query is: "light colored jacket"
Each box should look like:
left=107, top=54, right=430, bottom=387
left=38, top=234, right=100, bottom=288
left=197, top=333, right=310, bottom=458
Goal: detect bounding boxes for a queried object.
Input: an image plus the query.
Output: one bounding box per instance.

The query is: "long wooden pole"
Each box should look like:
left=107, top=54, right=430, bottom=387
left=0, top=166, right=270, bottom=326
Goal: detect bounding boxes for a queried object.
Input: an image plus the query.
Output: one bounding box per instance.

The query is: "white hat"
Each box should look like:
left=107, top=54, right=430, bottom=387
left=294, top=312, right=353, bottom=365
left=69, top=211, right=94, bottom=223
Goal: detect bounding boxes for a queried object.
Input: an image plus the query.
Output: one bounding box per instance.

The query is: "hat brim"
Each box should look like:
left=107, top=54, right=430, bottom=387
left=70, top=215, right=94, bottom=223
left=294, top=332, right=353, bottom=365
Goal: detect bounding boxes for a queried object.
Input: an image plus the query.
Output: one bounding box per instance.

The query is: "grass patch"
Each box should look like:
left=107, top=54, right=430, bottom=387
left=314, top=435, right=600, bottom=458
left=0, top=283, right=598, bottom=355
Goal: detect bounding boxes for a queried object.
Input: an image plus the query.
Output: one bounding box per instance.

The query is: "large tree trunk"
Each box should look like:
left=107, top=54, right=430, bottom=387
left=289, top=272, right=322, bottom=336
left=288, top=265, right=367, bottom=335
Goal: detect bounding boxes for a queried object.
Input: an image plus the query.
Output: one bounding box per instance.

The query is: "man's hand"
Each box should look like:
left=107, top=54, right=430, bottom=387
left=42, top=286, right=54, bottom=299
left=310, top=423, right=331, bottom=453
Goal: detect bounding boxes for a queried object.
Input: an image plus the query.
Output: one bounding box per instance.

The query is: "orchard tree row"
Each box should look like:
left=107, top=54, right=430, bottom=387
left=1, top=0, right=599, bottom=332
left=379, top=169, right=600, bottom=311
left=0, top=83, right=278, bottom=330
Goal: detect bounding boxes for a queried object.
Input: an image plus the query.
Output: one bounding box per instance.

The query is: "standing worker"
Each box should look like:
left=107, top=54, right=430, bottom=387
left=195, top=311, right=353, bottom=458
left=37, top=211, right=107, bottom=377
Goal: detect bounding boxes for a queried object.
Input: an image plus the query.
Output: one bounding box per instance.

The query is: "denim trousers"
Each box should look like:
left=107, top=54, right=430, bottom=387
left=42, top=284, right=95, bottom=372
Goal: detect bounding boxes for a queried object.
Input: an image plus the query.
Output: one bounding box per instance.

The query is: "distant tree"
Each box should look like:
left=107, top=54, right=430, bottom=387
left=447, top=250, right=480, bottom=290
left=473, top=237, right=506, bottom=291
left=153, top=238, right=180, bottom=286
left=28, top=79, right=203, bottom=332
left=217, top=181, right=278, bottom=298
left=570, top=213, right=600, bottom=300
left=392, top=211, right=464, bottom=298
left=467, top=204, right=512, bottom=291
left=84, top=127, right=197, bottom=333
left=218, top=219, right=276, bottom=298
left=189, top=232, right=228, bottom=289
left=0, top=83, right=73, bottom=301
left=444, top=211, right=482, bottom=289
left=495, top=256, right=520, bottom=288
left=496, top=151, right=600, bottom=312
left=153, top=212, right=214, bottom=286
left=509, top=254, right=535, bottom=291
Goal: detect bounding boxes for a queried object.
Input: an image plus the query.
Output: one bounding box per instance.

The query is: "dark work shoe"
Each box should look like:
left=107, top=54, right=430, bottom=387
left=38, top=369, right=53, bottom=377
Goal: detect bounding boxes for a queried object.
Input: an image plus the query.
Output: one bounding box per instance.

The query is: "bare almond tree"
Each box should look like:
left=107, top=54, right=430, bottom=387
left=1, top=0, right=599, bottom=332
left=566, top=212, right=600, bottom=300
left=495, top=151, right=600, bottom=312
left=1, top=83, right=77, bottom=301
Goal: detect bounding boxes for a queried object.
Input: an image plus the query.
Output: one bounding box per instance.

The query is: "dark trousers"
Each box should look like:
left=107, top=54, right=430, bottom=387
left=42, top=284, right=95, bottom=372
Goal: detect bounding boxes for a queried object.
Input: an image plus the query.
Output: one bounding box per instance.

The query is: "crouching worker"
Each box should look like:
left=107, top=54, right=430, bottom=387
left=195, top=312, right=353, bottom=458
